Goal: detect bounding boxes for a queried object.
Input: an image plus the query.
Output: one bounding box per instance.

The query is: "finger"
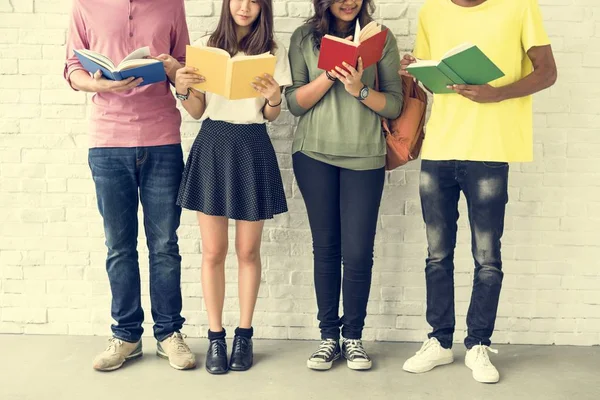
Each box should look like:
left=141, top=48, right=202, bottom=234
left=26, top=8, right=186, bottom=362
left=334, top=66, right=350, bottom=78
left=113, top=78, right=143, bottom=91
left=329, top=69, right=341, bottom=80
left=357, top=57, right=364, bottom=73
left=403, top=54, right=416, bottom=62
left=251, top=83, right=265, bottom=92
left=264, top=73, right=278, bottom=86
left=344, top=35, right=353, bottom=41
left=109, top=77, right=136, bottom=88
left=399, top=70, right=414, bottom=78
left=450, top=84, right=469, bottom=91
left=342, top=62, right=358, bottom=76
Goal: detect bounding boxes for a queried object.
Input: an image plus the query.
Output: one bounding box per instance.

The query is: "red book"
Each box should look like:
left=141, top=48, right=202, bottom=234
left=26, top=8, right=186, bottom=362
left=318, top=21, right=388, bottom=72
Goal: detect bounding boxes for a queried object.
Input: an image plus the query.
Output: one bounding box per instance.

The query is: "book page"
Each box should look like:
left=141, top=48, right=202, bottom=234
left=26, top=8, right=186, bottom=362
left=359, top=21, right=381, bottom=42
left=121, top=46, right=151, bottom=64
left=354, top=20, right=361, bottom=44
left=118, top=58, right=161, bottom=71
left=442, top=43, right=474, bottom=60
left=76, top=49, right=116, bottom=71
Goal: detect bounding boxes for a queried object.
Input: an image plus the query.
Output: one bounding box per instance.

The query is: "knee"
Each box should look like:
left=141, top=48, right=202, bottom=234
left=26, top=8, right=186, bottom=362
left=342, top=246, right=374, bottom=274
left=312, top=231, right=341, bottom=263
left=236, top=245, right=261, bottom=265
left=475, top=265, right=503, bottom=286
left=202, top=245, right=228, bottom=267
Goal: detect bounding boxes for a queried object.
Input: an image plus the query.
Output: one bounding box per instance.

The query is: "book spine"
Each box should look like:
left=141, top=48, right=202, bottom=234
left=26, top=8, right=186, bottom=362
left=226, top=60, right=232, bottom=99
left=438, top=62, right=465, bottom=85
left=112, top=71, right=123, bottom=81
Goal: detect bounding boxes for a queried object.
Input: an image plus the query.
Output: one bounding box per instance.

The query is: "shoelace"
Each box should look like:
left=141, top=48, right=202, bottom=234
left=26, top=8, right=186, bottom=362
left=311, top=339, right=337, bottom=359
left=170, top=333, right=191, bottom=353
left=106, top=337, right=124, bottom=353
left=474, top=345, right=498, bottom=367
left=234, top=336, right=249, bottom=354
left=416, top=338, right=438, bottom=356
left=210, top=339, right=227, bottom=357
left=344, top=339, right=369, bottom=360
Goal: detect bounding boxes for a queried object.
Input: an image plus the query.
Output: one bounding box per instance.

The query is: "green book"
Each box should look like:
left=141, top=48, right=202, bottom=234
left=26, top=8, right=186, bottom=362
left=406, top=43, right=504, bottom=94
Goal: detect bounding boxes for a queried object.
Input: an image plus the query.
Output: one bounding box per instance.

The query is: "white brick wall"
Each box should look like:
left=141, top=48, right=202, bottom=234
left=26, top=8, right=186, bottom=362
left=1, top=0, right=599, bottom=345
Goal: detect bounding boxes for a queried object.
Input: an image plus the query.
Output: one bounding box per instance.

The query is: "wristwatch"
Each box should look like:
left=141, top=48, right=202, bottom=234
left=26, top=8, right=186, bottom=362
left=175, top=88, right=190, bottom=101
left=354, top=85, right=370, bottom=101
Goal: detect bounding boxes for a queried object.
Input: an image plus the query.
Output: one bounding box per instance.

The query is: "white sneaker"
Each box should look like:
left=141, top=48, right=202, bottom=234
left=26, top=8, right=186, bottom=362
left=403, top=337, right=454, bottom=373
left=92, top=337, right=142, bottom=371
left=465, top=344, right=500, bottom=383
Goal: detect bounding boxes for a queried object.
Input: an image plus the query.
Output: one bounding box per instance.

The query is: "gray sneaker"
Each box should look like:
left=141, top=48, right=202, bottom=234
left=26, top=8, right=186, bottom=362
left=157, top=332, right=197, bottom=370
left=92, top=337, right=142, bottom=371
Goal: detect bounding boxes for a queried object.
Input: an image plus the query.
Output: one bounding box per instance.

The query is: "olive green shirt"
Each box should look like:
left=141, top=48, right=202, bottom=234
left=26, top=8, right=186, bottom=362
left=285, top=24, right=403, bottom=170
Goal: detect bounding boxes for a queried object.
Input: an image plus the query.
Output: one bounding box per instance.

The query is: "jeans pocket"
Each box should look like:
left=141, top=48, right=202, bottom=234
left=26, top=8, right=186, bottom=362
left=482, top=161, right=508, bottom=169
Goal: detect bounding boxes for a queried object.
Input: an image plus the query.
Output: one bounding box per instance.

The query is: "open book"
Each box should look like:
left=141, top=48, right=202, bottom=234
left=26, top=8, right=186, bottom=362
left=73, top=47, right=166, bottom=86
left=186, top=45, right=277, bottom=100
left=406, top=43, right=504, bottom=94
left=317, top=20, right=388, bottom=72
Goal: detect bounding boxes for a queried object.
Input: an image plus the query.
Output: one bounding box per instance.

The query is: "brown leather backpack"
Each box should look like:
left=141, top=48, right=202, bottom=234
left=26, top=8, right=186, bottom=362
left=375, top=69, right=428, bottom=170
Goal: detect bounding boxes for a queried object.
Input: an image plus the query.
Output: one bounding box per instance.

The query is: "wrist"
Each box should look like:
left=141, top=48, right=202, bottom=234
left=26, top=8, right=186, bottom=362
left=494, top=86, right=507, bottom=102
left=267, top=97, right=282, bottom=107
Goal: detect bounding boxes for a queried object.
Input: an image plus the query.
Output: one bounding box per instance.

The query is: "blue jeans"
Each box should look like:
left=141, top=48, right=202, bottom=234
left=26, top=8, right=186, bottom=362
left=88, top=144, right=185, bottom=342
left=419, top=160, right=508, bottom=349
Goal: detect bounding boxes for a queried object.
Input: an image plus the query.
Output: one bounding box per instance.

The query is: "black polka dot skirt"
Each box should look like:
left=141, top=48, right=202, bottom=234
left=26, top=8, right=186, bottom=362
left=177, top=119, right=288, bottom=221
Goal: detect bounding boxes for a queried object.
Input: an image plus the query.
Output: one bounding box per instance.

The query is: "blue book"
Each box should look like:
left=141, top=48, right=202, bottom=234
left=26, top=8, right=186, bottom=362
left=73, top=46, right=166, bottom=86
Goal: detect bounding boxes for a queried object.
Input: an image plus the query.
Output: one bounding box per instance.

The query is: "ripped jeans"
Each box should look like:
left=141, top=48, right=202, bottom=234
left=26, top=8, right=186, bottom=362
left=419, top=160, right=508, bottom=349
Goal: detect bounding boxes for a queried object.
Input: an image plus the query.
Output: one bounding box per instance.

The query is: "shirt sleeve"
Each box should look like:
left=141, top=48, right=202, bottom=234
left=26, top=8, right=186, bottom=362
left=274, top=40, right=293, bottom=88
left=170, top=0, right=191, bottom=64
left=412, top=7, right=430, bottom=60
left=63, top=0, right=88, bottom=91
left=377, top=31, right=403, bottom=120
left=521, top=0, right=551, bottom=52
left=284, top=27, right=311, bottom=117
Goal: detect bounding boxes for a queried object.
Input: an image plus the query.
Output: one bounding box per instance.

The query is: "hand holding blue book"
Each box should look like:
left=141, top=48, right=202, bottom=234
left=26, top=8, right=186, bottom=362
left=74, top=46, right=166, bottom=86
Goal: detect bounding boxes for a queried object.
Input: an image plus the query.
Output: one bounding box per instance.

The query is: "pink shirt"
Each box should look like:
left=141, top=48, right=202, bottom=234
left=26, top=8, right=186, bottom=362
left=64, top=0, right=190, bottom=148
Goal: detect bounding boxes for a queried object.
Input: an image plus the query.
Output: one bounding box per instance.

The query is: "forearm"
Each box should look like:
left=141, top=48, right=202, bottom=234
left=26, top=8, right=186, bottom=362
left=181, top=91, right=206, bottom=120
left=360, top=89, right=387, bottom=115
left=294, top=72, right=335, bottom=110
left=69, top=70, right=97, bottom=92
left=497, top=66, right=557, bottom=101
left=263, top=101, right=281, bottom=122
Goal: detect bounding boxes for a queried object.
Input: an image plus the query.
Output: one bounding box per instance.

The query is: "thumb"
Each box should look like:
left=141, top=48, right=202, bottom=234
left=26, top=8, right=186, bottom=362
left=345, top=35, right=353, bottom=41
left=93, top=70, right=102, bottom=80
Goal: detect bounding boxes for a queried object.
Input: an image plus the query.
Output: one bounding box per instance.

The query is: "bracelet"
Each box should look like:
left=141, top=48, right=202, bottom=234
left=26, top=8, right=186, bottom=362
left=267, top=98, right=282, bottom=107
left=325, top=71, right=336, bottom=81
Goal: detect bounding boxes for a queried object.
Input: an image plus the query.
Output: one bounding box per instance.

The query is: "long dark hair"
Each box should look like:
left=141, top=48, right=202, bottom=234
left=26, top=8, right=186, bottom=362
left=208, top=0, right=276, bottom=56
left=306, top=0, right=376, bottom=50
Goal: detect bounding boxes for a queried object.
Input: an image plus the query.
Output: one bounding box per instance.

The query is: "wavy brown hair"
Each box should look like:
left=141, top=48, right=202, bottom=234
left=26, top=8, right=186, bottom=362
left=208, top=0, right=276, bottom=56
left=305, top=0, right=376, bottom=50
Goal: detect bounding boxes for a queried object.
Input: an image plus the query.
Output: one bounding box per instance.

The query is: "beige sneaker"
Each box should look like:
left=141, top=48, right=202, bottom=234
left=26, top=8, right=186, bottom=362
left=92, top=337, right=142, bottom=371
left=157, top=332, right=197, bottom=370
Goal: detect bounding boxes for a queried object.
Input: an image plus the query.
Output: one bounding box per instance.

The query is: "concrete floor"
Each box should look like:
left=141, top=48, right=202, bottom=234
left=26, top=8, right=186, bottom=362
left=1, top=335, right=598, bottom=400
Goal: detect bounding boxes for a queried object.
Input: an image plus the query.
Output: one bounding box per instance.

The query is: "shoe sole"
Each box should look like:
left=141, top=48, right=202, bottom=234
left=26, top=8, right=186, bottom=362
left=205, top=365, right=229, bottom=375
left=346, top=359, right=373, bottom=370
left=95, top=349, right=143, bottom=372
left=230, top=362, right=252, bottom=372
left=156, top=349, right=197, bottom=371
left=465, top=360, right=499, bottom=383
left=403, top=357, right=454, bottom=374
left=307, top=353, right=341, bottom=370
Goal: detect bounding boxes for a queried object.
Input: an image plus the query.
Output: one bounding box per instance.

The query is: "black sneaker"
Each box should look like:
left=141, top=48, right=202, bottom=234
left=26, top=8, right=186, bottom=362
left=230, top=336, right=253, bottom=371
left=307, top=339, right=340, bottom=370
left=205, top=338, right=228, bottom=374
left=341, top=339, right=372, bottom=370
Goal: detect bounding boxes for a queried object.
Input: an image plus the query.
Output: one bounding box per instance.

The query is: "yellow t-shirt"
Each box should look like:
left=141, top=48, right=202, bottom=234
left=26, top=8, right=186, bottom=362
left=413, top=0, right=551, bottom=162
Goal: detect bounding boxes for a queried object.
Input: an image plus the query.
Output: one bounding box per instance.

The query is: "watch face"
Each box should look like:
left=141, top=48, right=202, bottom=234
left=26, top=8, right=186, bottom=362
left=360, top=86, right=369, bottom=99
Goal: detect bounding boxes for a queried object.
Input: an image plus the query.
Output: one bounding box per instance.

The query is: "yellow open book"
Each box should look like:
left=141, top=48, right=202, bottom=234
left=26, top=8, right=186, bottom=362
left=186, top=45, right=277, bottom=100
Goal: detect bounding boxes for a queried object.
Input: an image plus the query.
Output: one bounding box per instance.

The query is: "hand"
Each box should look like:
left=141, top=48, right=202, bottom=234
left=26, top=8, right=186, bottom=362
left=91, top=70, right=143, bottom=93
left=399, top=54, right=416, bottom=79
left=329, top=57, right=364, bottom=97
left=252, top=73, right=281, bottom=105
left=175, top=66, right=205, bottom=94
left=153, top=54, right=183, bottom=82
left=449, top=84, right=503, bottom=103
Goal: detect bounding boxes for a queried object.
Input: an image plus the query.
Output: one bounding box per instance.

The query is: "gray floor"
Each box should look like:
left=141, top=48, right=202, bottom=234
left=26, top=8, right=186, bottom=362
left=1, top=335, right=598, bottom=400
